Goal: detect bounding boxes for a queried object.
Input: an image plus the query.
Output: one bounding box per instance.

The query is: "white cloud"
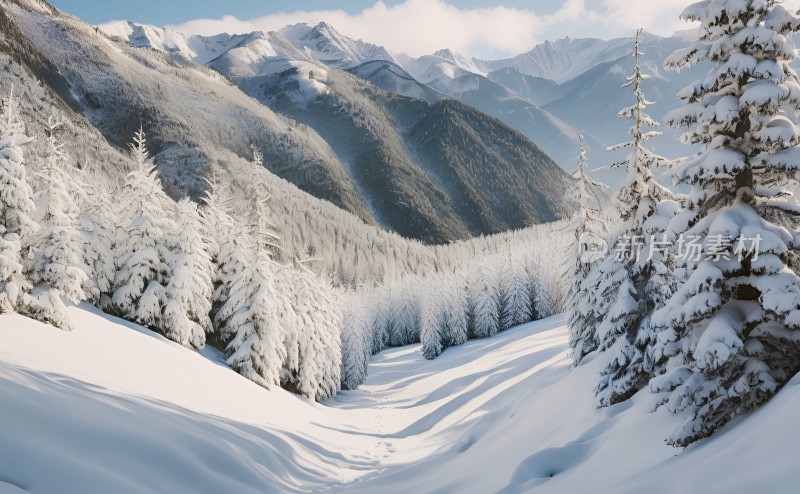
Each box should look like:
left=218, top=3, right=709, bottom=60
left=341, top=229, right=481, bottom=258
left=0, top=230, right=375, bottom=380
left=167, top=0, right=800, bottom=59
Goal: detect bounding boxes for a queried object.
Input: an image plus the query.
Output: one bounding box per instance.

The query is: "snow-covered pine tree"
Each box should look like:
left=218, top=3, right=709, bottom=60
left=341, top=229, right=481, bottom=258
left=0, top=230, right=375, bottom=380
left=161, top=198, right=213, bottom=348
left=440, top=273, right=469, bottom=348
left=201, top=166, right=237, bottom=341
left=287, top=261, right=342, bottom=401
left=340, top=290, right=372, bottom=390
left=467, top=264, right=501, bottom=338
left=26, top=115, right=88, bottom=330
left=650, top=0, right=800, bottom=446
left=388, top=280, right=420, bottom=346
left=222, top=149, right=285, bottom=388
left=78, top=166, right=117, bottom=308
left=567, top=136, right=609, bottom=363
left=420, top=284, right=445, bottom=360
left=0, top=87, right=36, bottom=313
left=110, top=127, right=173, bottom=328
left=368, top=284, right=391, bottom=354
left=523, top=255, right=542, bottom=322
left=212, top=225, right=254, bottom=343
left=589, top=30, right=679, bottom=406
left=500, top=246, right=533, bottom=331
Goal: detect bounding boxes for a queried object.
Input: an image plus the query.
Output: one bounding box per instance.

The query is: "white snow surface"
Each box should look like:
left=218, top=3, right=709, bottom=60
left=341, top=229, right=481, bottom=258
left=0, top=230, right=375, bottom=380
left=2, top=306, right=799, bottom=493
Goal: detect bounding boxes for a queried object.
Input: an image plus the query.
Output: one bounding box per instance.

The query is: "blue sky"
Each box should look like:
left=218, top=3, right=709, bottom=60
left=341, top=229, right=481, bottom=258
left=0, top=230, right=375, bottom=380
left=50, top=0, right=564, bottom=26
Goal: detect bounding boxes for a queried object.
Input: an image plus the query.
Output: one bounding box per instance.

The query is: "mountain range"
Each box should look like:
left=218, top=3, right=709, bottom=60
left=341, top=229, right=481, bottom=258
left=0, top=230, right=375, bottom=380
left=2, top=0, right=585, bottom=245
left=102, top=19, right=708, bottom=186
left=2, top=0, right=711, bottom=247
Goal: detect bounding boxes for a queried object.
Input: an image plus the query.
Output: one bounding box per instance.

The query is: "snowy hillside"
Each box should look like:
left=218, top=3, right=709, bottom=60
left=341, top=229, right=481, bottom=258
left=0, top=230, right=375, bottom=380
left=473, top=34, right=663, bottom=84
left=102, top=17, right=702, bottom=186
left=102, top=18, right=607, bottom=181
left=50, top=5, right=574, bottom=243
left=2, top=308, right=798, bottom=493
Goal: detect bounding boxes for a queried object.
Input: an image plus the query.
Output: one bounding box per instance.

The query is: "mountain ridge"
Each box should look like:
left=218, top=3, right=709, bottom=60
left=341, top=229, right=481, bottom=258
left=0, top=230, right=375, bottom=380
left=4, top=0, right=577, bottom=244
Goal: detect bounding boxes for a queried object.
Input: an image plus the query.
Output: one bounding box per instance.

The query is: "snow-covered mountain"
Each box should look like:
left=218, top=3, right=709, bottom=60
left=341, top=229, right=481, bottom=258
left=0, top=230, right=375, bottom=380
left=2, top=1, right=577, bottom=244
left=104, top=19, right=608, bottom=181
left=474, top=34, right=670, bottom=84
left=101, top=20, right=402, bottom=75
left=102, top=18, right=712, bottom=188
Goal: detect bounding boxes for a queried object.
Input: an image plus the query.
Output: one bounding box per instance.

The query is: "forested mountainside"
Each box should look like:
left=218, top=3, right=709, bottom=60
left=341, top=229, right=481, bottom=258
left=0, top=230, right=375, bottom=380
left=2, top=0, right=576, bottom=245
left=0, top=0, right=580, bottom=401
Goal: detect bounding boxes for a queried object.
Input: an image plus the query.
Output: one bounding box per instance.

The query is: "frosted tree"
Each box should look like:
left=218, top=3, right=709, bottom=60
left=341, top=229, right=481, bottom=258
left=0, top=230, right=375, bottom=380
left=468, top=264, right=500, bottom=338
left=368, top=285, right=391, bottom=354
left=201, top=166, right=237, bottom=338
left=78, top=167, right=117, bottom=307
left=500, top=248, right=533, bottom=331
left=588, top=30, right=680, bottom=406
left=650, top=0, right=800, bottom=446
left=340, top=290, right=372, bottom=390
left=286, top=262, right=342, bottom=401
left=111, top=127, right=173, bottom=328
left=219, top=156, right=285, bottom=388
left=26, top=116, right=88, bottom=330
left=212, top=225, right=253, bottom=341
left=440, top=273, right=469, bottom=348
left=420, top=285, right=445, bottom=360
left=388, top=280, right=420, bottom=346
left=0, top=87, right=36, bottom=313
left=161, top=198, right=213, bottom=348
left=523, top=256, right=542, bottom=321
left=223, top=253, right=285, bottom=388
left=567, top=136, right=609, bottom=363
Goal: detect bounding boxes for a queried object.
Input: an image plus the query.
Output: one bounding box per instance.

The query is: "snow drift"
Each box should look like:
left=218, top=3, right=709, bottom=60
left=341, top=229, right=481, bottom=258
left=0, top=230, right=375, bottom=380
left=2, top=306, right=799, bottom=493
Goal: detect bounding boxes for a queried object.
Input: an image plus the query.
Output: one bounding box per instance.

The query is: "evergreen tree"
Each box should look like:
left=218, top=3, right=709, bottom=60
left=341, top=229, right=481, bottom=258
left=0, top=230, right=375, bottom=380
left=340, top=290, right=371, bottom=390
left=500, top=247, right=533, bottom=330
left=368, top=285, right=391, bottom=354
left=388, top=280, right=420, bottom=346
left=587, top=30, right=680, bottom=406
left=78, top=167, right=117, bottom=308
left=201, top=165, right=236, bottom=340
left=161, top=198, right=213, bottom=348
left=440, top=273, right=469, bottom=348
left=420, top=285, right=445, bottom=360
left=110, top=127, right=173, bottom=328
left=0, top=86, right=36, bottom=314
left=288, top=262, right=342, bottom=401
left=651, top=0, right=800, bottom=446
left=27, top=116, right=88, bottom=330
left=567, top=136, right=609, bottom=363
left=212, top=225, right=254, bottom=341
left=468, top=264, right=501, bottom=338
left=220, top=151, right=285, bottom=388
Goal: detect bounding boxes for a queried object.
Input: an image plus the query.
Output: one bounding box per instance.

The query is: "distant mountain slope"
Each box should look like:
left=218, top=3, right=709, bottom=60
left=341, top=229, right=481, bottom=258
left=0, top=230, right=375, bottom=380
left=474, top=35, right=656, bottom=84
left=347, top=60, right=445, bottom=103
left=539, top=36, right=705, bottom=165
left=251, top=66, right=572, bottom=240
left=98, top=16, right=576, bottom=242
left=101, top=18, right=710, bottom=190
left=0, top=0, right=450, bottom=287
left=4, top=0, right=374, bottom=223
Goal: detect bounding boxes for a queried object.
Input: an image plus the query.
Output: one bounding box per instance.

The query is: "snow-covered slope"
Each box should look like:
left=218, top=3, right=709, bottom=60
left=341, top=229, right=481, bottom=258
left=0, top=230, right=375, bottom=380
left=99, top=17, right=707, bottom=188
left=2, top=307, right=798, bottom=493
left=101, top=20, right=400, bottom=75
left=475, top=34, right=667, bottom=84
left=102, top=18, right=598, bottom=175
left=3, top=1, right=579, bottom=244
